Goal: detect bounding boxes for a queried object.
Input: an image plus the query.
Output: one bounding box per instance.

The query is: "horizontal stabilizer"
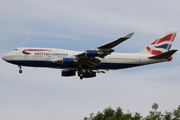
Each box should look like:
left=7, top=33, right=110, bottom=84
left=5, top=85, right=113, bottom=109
left=148, top=49, right=178, bottom=59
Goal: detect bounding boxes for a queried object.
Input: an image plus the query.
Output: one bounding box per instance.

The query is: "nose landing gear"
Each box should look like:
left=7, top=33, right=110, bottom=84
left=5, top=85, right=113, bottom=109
left=18, top=65, right=22, bottom=74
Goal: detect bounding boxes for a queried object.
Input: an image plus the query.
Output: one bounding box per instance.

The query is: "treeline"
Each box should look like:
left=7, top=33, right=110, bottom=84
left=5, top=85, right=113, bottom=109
left=84, top=103, right=180, bottom=120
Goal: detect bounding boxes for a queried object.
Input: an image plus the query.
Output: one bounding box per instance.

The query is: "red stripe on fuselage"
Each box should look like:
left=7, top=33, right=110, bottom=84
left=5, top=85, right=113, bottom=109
left=23, top=49, right=49, bottom=52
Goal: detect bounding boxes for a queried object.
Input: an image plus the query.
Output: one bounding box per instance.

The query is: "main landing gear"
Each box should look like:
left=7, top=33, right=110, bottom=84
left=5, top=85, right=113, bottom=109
left=78, top=67, right=84, bottom=80
left=18, top=65, right=22, bottom=74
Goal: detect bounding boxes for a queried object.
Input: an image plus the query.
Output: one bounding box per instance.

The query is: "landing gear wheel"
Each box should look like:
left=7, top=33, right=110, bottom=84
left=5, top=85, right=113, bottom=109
left=78, top=65, right=84, bottom=79
left=80, top=74, right=83, bottom=80
left=78, top=66, right=83, bottom=77
left=18, top=65, right=22, bottom=74
left=19, top=70, right=22, bottom=73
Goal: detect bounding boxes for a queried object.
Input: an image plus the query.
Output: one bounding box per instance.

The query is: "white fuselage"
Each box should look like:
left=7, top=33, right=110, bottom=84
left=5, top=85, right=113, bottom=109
left=2, top=31, right=176, bottom=79
left=2, top=47, right=168, bottom=70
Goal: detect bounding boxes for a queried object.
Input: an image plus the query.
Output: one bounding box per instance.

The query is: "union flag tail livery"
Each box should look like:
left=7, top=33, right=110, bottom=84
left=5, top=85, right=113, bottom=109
left=141, top=31, right=177, bottom=55
left=140, top=31, right=177, bottom=61
left=2, top=31, right=178, bottom=79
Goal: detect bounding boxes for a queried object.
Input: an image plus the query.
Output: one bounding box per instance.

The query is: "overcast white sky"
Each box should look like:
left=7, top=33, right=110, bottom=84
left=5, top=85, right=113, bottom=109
left=1, top=0, right=180, bottom=120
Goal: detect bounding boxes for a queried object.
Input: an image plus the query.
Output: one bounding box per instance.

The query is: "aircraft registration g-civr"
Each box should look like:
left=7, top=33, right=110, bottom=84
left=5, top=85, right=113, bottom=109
left=2, top=31, right=178, bottom=79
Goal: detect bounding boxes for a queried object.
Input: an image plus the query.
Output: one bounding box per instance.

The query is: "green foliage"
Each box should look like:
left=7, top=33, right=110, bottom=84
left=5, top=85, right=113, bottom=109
left=93, top=111, right=104, bottom=120
left=163, top=110, right=172, bottom=120
left=152, top=103, right=159, bottom=111
left=115, top=107, right=123, bottom=120
left=84, top=103, right=180, bottom=120
left=103, top=106, right=115, bottom=120
left=172, top=105, right=180, bottom=120
left=133, top=112, right=142, bottom=120
left=144, top=103, right=163, bottom=120
left=84, top=106, right=142, bottom=120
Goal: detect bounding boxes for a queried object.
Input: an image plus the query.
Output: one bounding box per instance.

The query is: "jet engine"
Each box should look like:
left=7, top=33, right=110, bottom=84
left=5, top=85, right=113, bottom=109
left=56, top=58, right=77, bottom=65
left=62, top=58, right=77, bottom=64
left=86, top=50, right=102, bottom=57
left=62, top=70, right=76, bottom=76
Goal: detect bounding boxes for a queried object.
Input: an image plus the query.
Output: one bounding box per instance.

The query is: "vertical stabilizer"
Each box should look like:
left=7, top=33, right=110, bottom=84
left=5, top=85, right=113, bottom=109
left=140, top=31, right=177, bottom=55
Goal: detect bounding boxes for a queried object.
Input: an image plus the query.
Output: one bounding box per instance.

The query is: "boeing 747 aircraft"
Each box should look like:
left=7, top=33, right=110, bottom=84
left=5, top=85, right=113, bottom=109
left=2, top=31, right=178, bottom=79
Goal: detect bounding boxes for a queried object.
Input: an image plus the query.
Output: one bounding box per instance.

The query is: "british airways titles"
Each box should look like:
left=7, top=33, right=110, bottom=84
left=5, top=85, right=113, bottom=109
left=34, top=52, right=68, bottom=56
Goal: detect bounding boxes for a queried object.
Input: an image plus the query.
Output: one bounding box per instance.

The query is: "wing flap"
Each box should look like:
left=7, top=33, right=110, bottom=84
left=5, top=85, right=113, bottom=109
left=92, top=69, right=109, bottom=73
left=52, top=58, right=62, bottom=64
left=82, top=57, right=101, bottom=67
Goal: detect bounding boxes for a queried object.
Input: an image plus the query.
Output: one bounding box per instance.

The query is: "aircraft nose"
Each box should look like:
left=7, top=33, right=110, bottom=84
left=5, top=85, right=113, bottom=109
left=2, top=55, right=7, bottom=61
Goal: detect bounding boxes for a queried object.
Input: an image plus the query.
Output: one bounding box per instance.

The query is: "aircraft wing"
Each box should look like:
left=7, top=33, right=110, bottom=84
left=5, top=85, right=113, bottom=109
left=74, top=33, right=134, bottom=67
left=76, top=33, right=134, bottom=58
left=97, top=33, right=134, bottom=49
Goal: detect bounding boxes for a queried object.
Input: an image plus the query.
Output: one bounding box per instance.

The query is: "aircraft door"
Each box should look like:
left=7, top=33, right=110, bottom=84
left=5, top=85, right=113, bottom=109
left=23, top=53, right=29, bottom=60
left=137, top=57, right=141, bottom=63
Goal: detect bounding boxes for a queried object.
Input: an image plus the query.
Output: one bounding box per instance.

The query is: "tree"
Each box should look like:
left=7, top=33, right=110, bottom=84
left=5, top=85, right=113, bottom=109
left=84, top=117, right=88, bottom=120
left=93, top=111, right=104, bottom=120
left=122, top=110, right=132, bottom=120
left=132, top=112, right=142, bottom=120
left=103, top=106, right=115, bottom=120
left=172, top=105, right=180, bottom=120
left=114, top=107, right=123, bottom=120
left=84, top=113, right=94, bottom=120
left=163, top=110, right=172, bottom=120
left=84, top=104, right=180, bottom=120
left=143, top=103, right=163, bottom=120
left=152, top=103, right=159, bottom=111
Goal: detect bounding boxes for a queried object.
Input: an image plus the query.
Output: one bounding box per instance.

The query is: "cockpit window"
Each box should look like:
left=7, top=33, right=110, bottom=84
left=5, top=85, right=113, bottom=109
left=14, top=49, right=18, bottom=51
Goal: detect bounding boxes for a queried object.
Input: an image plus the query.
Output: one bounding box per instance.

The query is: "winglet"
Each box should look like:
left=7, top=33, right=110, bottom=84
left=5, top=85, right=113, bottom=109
left=124, top=33, right=134, bottom=39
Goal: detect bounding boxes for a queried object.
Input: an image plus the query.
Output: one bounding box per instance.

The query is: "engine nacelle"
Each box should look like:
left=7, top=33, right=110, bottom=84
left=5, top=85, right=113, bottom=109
left=83, top=71, right=96, bottom=78
left=62, top=58, right=77, bottom=64
left=62, top=70, right=76, bottom=76
left=86, top=50, right=99, bottom=57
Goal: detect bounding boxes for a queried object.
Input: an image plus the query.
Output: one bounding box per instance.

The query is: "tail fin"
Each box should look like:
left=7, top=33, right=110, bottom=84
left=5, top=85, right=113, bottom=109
left=140, top=31, right=177, bottom=55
